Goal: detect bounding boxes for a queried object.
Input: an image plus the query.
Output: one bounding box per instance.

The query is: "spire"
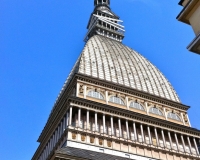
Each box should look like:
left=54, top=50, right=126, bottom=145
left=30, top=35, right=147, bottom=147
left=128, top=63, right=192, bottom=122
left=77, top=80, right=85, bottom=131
left=84, top=0, right=125, bottom=42
left=94, top=0, right=110, bottom=7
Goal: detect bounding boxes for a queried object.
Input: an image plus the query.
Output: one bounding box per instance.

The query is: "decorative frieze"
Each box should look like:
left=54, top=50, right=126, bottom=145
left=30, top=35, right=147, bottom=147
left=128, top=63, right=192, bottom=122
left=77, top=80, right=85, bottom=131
left=79, top=82, right=190, bottom=127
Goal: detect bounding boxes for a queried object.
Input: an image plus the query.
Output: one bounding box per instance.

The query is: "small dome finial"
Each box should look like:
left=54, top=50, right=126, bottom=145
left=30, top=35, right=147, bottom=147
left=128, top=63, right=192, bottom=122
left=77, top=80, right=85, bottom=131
left=94, top=0, right=110, bottom=7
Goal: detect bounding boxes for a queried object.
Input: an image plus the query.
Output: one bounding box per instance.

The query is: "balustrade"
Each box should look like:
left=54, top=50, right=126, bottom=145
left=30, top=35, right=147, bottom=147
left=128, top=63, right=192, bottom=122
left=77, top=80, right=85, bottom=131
left=68, top=106, right=199, bottom=156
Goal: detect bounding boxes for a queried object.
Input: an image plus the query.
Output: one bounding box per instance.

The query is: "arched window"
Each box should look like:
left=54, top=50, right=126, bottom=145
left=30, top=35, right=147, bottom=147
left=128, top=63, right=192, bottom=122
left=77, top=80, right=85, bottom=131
left=130, top=102, right=145, bottom=111
left=109, top=96, right=125, bottom=105
left=149, top=107, right=163, bottom=116
left=167, top=112, right=181, bottom=121
left=88, top=90, right=104, bottom=100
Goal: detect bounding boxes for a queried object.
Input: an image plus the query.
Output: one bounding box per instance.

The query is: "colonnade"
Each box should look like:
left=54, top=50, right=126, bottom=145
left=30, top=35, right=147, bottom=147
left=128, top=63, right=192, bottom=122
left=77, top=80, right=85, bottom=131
left=38, top=106, right=199, bottom=160
left=70, top=106, right=199, bottom=156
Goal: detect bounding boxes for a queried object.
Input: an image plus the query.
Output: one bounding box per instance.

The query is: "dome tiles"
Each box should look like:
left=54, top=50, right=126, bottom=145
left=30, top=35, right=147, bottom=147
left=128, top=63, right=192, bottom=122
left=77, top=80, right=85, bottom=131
left=66, top=35, right=180, bottom=103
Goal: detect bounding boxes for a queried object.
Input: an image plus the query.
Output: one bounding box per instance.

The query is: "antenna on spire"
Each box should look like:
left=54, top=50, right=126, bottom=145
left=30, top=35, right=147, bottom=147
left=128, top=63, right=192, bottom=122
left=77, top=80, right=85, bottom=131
left=94, top=0, right=110, bottom=7
left=85, top=0, right=125, bottom=42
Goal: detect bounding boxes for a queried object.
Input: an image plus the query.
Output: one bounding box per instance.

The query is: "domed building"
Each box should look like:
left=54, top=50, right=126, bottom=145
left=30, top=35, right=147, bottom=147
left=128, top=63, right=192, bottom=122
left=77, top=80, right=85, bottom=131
left=32, top=1, right=200, bottom=160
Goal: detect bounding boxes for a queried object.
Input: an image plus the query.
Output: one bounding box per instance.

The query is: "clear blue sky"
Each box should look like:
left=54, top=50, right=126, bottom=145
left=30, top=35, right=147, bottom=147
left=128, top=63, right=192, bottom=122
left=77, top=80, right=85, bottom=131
left=1, top=0, right=200, bottom=159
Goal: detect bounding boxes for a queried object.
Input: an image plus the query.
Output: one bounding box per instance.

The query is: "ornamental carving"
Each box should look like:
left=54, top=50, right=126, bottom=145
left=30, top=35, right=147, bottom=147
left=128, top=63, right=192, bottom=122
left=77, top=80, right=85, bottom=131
left=81, top=135, right=86, bottom=141
left=183, top=114, right=188, bottom=123
left=118, top=94, right=125, bottom=99
left=107, top=141, right=112, bottom=147
left=72, top=133, right=77, bottom=140
left=128, top=97, right=135, bottom=102
left=79, top=85, right=84, bottom=94
left=165, top=108, right=171, bottom=113
left=155, top=105, right=163, bottom=111
left=87, top=86, right=93, bottom=90
left=147, top=102, right=153, bottom=107
left=152, top=137, right=157, bottom=146
left=90, top=137, right=95, bottom=143
left=108, top=91, right=115, bottom=96
left=99, top=139, right=103, bottom=145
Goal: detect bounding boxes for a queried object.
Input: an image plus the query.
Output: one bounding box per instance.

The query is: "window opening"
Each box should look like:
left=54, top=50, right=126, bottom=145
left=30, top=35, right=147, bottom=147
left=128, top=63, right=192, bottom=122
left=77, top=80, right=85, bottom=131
left=149, top=107, right=163, bottom=116
left=130, top=102, right=145, bottom=111
left=88, top=90, right=104, bottom=100
left=109, top=96, right=125, bottom=105
left=168, top=112, right=181, bottom=121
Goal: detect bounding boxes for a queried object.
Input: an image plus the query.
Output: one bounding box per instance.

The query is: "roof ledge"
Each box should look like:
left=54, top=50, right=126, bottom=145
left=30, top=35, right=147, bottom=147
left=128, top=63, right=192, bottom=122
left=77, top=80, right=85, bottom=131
left=187, top=33, right=200, bottom=54
left=177, top=0, right=199, bottom=24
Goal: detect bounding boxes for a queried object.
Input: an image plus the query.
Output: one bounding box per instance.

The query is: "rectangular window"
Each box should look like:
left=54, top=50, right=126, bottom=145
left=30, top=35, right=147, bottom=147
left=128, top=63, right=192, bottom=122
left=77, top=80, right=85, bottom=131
left=179, top=145, right=184, bottom=152
left=166, top=141, right=171, bottom=149
left=138, top=135, right=143, bottom=143
left=152, top=137, right=157, bottom=146
left=173, top=143, right=177, bottom=150
left=159, top=140, right=164, bottom=148
left=145, top=136, right=150, bottom=144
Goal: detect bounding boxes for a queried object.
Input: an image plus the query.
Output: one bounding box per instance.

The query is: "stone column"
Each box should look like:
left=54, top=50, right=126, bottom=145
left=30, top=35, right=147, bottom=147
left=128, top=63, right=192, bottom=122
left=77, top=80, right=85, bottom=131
left=76, top=83, right=80, bottom=97
left=147, top=126, right=152, bottom=144
left=154, top=128, right=159, bottom=147
left=126, top=120, right=130, bottom=139
left=95, top=112, right=98, bottom=131
left=118, top=118, right=122, bottom=137
left=145, top=102, right=149, bottom=115
left=78, top=108, right=81, bottom=128
left=181, top=135, right=186, bottom=152
left=126, top=97, right=129, bottom=110
left=174, top=133, right=180, bottom=151
left=51, top=134, right=54, bottom=150
left=164, top=108, right=167, bottom=120
left=87, top=110, right=89, bottom=130
left=140, top=124, right=144, bottom=142
left=111, top=116, right=114, bottom=135
left=193, top=138, right=199, bottom=155
left=161, top=129, right=166, bottom=148
left=187, top=136, right=192, bottom=154
left=54, top=132, right=56, bottom=147
left=60, top=123, right=62, bottom=138
left=53, top=133, right=55, bottom=149
left=61, top=118, right=65, bottom=136
left=187, top=114, right=191, bottom=127
left=57, top=127, right=59, bottom=143
left=69, top=106, right=72, bottom=126
left=105, top=91, right=108, bottom=104
left=103, top=114, right=106, bottom=133
left=57, top=124, right=60, bottom=140
left=83, top=85, right=87, bottom=99
left=181, top=113, right=186, bottom=125
left=63, top=116, right=66, bottom=132
left=133, top=122, right=137, bottom=141
left=66, top=112, right=69, bottom=127
left=51, top=137, right=53, bottom=151
left=168, top=131, right=173, bottom=149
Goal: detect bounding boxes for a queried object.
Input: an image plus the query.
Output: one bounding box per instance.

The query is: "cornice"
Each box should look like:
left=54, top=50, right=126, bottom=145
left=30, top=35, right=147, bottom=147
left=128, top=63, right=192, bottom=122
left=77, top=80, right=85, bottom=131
left=33, top=73, right=196, bottom=160
left=37, top=77, right=78, bottom=143
left=177, top=0, right=199, bottom=24
left=76, top=73, right=190, bottom=111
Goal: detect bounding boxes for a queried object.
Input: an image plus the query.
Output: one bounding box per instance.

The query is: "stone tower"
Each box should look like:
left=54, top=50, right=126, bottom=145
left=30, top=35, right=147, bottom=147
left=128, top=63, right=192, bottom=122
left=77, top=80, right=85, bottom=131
left=32, top=1, right=200, bottom=159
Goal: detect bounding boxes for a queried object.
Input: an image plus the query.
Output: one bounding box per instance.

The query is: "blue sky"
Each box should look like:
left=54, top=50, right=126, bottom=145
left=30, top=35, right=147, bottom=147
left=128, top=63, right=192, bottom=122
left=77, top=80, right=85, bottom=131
left=1, top=0, right=200, bottom=159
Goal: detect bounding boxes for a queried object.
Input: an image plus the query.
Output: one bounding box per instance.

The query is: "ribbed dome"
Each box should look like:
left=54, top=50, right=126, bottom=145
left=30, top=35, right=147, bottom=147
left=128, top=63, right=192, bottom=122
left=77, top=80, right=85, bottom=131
left=65, top=35, right=180, bottom=103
